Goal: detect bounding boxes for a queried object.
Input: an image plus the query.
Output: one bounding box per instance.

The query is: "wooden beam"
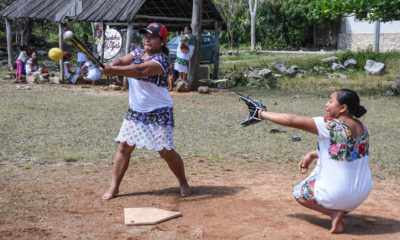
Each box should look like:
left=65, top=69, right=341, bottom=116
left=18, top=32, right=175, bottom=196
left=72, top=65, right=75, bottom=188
left=59, top=23, right=64, bottom=81
left=213, top=21, right=221, bottom=79
left=5, top=18, right=13, bottom=68
left=123, top=22, right=133, bottom=90
left=188, top=0, right=203, bottom=90
left=135, top=14, right=213, bottom=23
left=100, top=22, right=105, bottom=62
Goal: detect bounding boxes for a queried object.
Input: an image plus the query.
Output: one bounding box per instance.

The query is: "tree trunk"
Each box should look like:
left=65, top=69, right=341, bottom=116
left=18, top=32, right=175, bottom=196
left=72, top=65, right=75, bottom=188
left=374, top=20, right=380, bottom=53
left=188, top=0, right=203, bottom=90
left=313, top=24, right=316, bottom=47
left=249, top=0, right=258, bottom=51
left=17, top=19, right=33, bottom=48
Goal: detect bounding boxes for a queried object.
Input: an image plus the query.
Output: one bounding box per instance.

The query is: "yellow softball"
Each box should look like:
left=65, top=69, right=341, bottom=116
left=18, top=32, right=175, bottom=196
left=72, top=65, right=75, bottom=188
left=48, top=48, right=63, bottom=62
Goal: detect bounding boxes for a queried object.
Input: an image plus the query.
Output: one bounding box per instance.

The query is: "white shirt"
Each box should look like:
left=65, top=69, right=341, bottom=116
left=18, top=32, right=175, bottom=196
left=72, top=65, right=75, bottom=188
left=84, top=61, right=101, bottom=80
left=128, top=59, right=172, bottom=112
left=77, top=52, right=87, bottom=62
left=313, top=117, right=373, bottom=212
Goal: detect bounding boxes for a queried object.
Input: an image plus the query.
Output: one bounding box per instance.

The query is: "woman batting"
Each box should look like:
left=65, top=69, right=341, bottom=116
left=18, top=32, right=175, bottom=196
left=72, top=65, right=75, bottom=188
left=100, top=22, right=191, bottom=200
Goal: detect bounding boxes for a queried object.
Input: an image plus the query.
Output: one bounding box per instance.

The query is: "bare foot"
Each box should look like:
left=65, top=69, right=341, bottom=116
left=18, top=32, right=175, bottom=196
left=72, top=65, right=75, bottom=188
left=330, top=210, right=345, bottom=234
left=101, top=187, right=119, bottom=200
left=180, top=181, right=192, bottom=197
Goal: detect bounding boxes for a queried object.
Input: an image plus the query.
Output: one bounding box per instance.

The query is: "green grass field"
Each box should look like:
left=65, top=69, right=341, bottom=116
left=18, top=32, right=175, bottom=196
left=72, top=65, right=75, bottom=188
left=0, top=80, right=399, bottom=179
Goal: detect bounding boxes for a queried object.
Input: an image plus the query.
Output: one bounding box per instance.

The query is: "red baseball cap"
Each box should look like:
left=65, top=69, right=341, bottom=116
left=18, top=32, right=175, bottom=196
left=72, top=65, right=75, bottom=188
left=139, top=22, right=168, bottom=41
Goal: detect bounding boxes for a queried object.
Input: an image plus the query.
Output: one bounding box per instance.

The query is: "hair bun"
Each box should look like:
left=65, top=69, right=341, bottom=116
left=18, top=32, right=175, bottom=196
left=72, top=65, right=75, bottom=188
left=354, top=105, right=367, bottom=118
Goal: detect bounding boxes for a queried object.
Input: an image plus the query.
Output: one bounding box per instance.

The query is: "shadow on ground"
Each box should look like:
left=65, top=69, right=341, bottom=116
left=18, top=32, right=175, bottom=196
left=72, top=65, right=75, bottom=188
left=288, top=213, right=400, bottom=235
left=116, top=185, right=247, bottom=202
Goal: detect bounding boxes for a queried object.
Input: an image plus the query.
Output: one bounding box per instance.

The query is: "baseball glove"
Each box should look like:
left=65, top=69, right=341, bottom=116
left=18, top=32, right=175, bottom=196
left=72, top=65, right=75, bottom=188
left=235, top=91, right=267, bottom=127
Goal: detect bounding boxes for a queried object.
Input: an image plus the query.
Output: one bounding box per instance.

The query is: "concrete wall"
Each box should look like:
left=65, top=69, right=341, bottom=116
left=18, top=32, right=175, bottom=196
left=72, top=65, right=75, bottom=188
left=338, top=16, right=400, bottom=51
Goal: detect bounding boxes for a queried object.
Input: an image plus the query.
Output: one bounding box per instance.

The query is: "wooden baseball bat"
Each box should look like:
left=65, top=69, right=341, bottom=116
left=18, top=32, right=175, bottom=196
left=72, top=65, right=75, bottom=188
left=63, top=31, right=105, bottom=68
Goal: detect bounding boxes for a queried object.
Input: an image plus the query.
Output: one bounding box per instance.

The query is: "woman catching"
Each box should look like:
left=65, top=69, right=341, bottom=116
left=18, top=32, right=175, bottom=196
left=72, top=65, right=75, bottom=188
left=257, top=89, right=372, bottom=233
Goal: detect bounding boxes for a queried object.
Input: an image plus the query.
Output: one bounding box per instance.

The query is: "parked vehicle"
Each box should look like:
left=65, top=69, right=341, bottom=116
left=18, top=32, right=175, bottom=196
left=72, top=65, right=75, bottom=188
left=167, top=34, right=216, bottom=64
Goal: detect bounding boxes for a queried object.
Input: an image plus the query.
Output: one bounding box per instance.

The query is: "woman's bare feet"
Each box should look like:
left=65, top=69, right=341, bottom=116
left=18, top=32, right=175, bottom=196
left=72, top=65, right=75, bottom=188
left=180, top=181, right=192, bottom=197
left=101, top=187, right=119, bottom=200
left=330, top=210, right=345, bottom=234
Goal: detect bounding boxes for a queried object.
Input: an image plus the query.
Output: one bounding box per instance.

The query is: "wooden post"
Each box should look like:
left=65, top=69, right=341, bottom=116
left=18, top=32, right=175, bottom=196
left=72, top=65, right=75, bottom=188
left=59, top=23, right=64, bottom=81
left=91, top=22, right=96, bottom=45
left=5, top=18, right=13, bottom=68
left=100, top=22, right=105, bottom=62
left=123, top=22, right=133, bottom=90
left=188, top=0, right=203, bottom=90
left=213, top=21, right=221, bottom=79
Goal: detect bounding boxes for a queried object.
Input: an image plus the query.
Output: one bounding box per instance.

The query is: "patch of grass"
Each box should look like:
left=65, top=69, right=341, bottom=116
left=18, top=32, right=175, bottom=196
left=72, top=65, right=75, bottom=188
left=63, top=154, right=80, bottom=163
left=22, top=163, right=32, bottom=169
left=205, top=155, right=224, bottom=163
left=220, top=165, right=234, bottom=171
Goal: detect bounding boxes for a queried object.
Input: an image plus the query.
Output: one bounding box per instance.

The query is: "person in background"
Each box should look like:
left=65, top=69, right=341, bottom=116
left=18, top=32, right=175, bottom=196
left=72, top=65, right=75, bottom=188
left=174, top=25, right=195, bottom=82
left=63, top=52, right=83, bottom=84
left=25, top=52, right=42, bottom=76
left=81, top=56, right=102, bottom=84
left=76, top=34, right=93, bottom=74
left=167, top=63, right=179, bottom=91
left=15, top=46, right=29, bottom=83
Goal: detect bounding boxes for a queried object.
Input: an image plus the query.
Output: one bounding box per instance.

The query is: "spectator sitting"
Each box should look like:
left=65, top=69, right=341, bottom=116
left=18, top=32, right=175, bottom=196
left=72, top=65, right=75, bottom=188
left=63, top=52, right=83, bottom=84
left=25, top=52, right=42, bottom=76
left=14, top=46, right=29, bottom=83
left=76, top=34, right=93, bottom=74
left=167, top=64, right=179, bottom=91
left=81, top=57, right=102, bottom=84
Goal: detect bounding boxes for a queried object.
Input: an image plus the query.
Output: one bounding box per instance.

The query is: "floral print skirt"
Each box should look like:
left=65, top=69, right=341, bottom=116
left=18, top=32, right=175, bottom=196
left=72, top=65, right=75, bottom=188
left=115, top=107, right=175, bottom=150
left=293, top=163, right=321, bottom=206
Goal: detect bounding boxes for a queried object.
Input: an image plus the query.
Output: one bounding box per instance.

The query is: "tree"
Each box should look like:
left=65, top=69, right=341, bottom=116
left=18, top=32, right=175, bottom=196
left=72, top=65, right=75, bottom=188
left=214, top=0, right=249, bottom=49
left=249, top=0, right=258, bottom=51
left=309, top=0, right=400, bottom=52
left=309, top=0, right=400, bottom=23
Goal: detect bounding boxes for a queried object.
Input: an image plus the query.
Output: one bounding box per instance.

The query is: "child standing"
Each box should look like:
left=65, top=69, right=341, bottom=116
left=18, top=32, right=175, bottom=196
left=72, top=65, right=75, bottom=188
left=15, top=47, right=28, bottom=83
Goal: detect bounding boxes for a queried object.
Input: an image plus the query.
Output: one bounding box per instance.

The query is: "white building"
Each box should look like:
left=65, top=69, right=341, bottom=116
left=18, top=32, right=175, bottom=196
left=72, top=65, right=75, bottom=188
left=338, top=15, right=400, bottom=52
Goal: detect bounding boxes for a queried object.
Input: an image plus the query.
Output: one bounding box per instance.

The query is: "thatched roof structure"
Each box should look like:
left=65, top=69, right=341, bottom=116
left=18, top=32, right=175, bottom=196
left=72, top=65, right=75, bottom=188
left=0, top=0, right=82, bottom=22
left=0, top=0, right=225, bottom=30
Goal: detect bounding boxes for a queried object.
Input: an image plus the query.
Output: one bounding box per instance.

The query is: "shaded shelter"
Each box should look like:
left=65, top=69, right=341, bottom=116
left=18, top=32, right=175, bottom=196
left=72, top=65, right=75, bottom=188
left=1, top=0, right=225, bottom=85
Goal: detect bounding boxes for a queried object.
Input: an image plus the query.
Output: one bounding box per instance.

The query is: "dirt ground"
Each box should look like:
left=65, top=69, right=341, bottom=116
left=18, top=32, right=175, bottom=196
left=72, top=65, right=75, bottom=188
left=1, top=158, right=399, bottom=240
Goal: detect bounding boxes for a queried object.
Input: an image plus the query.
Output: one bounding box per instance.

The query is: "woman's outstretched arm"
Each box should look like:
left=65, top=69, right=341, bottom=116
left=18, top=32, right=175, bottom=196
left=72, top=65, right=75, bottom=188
left=259, top=111, right=318, bottom=135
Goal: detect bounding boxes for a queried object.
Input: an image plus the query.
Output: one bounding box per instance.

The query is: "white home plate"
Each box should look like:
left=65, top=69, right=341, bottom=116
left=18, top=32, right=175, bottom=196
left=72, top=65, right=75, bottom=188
left=124, top=207, right=182, bottom=225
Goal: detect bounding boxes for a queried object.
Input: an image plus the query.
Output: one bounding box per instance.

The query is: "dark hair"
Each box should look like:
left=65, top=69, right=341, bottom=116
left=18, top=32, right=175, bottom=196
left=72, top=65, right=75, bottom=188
left=160, top=37, right=169, bottom=56
left=336, top=89, right=367, bottom=118
left=184, top=25, right=192, bottom=32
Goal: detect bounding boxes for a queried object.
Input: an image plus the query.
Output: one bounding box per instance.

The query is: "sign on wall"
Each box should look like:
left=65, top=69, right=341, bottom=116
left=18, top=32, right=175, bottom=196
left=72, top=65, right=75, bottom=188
left=96, top=27, right=122, bottom=60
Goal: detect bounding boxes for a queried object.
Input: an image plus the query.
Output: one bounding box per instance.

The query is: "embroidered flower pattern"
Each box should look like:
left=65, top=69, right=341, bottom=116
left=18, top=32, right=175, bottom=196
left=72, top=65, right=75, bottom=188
left=324, top=117, right=369, bottom=162
left=300, top=178, right=321, bottom=206
left=131, top=48, right=170, bottom=88
left=125, top=107, right=174, bottom=126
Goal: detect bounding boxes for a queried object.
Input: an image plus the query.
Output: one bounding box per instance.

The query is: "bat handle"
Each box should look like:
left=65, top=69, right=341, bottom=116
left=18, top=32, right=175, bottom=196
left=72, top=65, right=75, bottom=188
left=93, top=58, right=105, bottom=69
